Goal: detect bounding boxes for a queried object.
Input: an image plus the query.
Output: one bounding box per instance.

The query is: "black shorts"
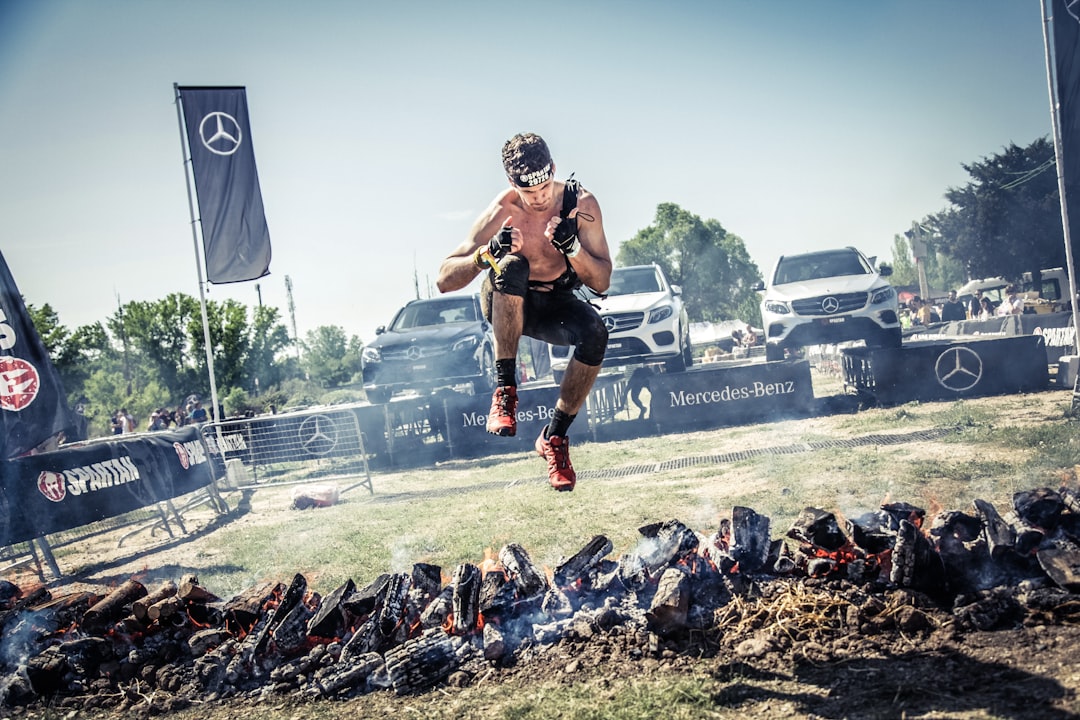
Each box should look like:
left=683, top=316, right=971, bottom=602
left=480, top=254, right=607, bottom=366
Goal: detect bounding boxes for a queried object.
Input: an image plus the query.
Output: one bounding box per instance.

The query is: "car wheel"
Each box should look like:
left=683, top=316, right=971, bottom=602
left=472, top=346, right=495, bottom=395
left=366, top=387, right=392, bottom=404
left=665, top=324, right=692, bottom=373
left=765, top=343, right=785, bottom=362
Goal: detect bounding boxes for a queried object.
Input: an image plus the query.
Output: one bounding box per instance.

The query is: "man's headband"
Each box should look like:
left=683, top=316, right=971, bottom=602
left=512, top=163, right=552, bottom=187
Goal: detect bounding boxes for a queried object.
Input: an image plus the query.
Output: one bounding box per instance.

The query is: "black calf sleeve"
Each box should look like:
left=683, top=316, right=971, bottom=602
left=496, top=359, right=517, bottom=387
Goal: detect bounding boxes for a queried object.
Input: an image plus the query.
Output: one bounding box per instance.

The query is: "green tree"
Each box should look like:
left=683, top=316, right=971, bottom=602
left=246, top=305, right=294, bottom=392
left=929, top=137, right=1064, bottom=281
left=618, top=203, right=762, bottom=323
left=302, top=325, right=363, bottom=388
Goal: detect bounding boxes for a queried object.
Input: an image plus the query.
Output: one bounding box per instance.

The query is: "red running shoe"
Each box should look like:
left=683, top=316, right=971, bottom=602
left=536, top=430, right=576, bottom=491
left=486, top=386, right=518, bottom=436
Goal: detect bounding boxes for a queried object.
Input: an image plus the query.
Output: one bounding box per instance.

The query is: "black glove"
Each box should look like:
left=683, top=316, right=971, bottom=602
left=551, top=216, right=580, bottom=257
left=488, top=225, right=513, bottom=259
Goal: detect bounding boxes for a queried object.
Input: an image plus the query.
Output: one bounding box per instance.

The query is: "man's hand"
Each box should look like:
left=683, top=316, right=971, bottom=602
left=548, top=210, right=580, bottom=257
left=488, top=221, right=514, bottom=259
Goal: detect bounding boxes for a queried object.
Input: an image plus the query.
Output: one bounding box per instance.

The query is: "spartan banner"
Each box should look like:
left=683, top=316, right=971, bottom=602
left=178, top=86, right=272, bottom=284
left=0, top=426, right=214, bottom=545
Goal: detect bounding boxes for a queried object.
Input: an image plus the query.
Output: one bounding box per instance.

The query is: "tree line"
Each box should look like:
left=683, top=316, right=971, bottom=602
left=30, top=134, right=1069, bottom=438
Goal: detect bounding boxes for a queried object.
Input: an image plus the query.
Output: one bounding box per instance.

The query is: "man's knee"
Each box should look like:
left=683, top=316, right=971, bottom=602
left=482, top=255, right=530, bottom=321
left=572, top=313, right=608, bottom=366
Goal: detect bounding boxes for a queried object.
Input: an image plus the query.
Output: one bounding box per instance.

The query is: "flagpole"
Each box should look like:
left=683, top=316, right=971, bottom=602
left=1041, top=0, right=1080, bottom=352
left=173, top=83, right=222, bottom=428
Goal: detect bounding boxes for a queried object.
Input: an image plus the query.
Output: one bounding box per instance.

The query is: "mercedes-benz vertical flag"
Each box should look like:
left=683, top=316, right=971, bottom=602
left=0, top=250, right=73, bottom=459
left=1055, top=1, right=1080, bottom=258
left=178, top=86, right=271, bottom=284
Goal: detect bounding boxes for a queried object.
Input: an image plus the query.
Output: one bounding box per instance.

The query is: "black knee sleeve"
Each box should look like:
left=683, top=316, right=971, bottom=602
left=572, top=311, right=608, bottom=366
left=481, top=254, right=530, bottom=322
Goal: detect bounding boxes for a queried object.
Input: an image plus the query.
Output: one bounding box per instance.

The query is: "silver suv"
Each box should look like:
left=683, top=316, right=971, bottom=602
left=549, top=264, right=692, bottom=382
left=756, top=247, right=901, bottom=362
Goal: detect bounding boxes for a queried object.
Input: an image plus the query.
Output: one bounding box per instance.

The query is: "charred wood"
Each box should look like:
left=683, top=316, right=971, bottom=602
left=379, top=573, right=411, bottom=637
left=478, top=570, right=513, bottom=617
left=419, top=585, right=453, bottom=630
left=146, top=595, right=185, bottom=623
left=342, top=573, right=391, bottom=617
left=482, top=621, right=506, bottom=661
left=974, top=499, right=1016, bottom=560
left=553, top=535, right=614, bottom=588
left=1036, top=535, right=1080, bottom=592
left=253, top=573, right=307, bottom=655
left=177, top=573, right=221, bottom=603
left=1060, top=486, right=1080, bottom=515
left=451, top=563, right=481, bottom=635
left=647, top=566, right=690, bottom=634
left=341, top=617, right=384, bottom=661
left=1014, top=487, right=1064, bottom=530
left=1003, top=510, right=1045, bottom=556
left=731, top=506, right=771, bottom=573
left=272, top=601, right=315, bottom=655
left=223, top=581, right=283, bottom=635
left=410, top=563, right=442, bottom=606
left=787, top=508, right=847, bottom=551
left=637, top=519, right=699, bottom=572
left=309, top=651, right=384, bottom=698
left=307, top=579, right=355, bottom=639
left=499, top=543, right=548, bottom=600
left=384, top=628, right=458, bottom=695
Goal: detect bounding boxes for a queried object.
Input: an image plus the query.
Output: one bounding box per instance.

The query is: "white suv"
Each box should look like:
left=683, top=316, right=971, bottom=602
left=548, top=264, right=692, bottom=382
left=756, top=247, right=901, bottom=362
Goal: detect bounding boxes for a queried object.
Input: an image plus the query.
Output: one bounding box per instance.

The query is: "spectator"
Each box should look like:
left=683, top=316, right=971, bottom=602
left=996, top=285, right=1024, bottom=316
left=940, top=290, right=966, bottom=321
left=968, top=290, right=984, bottom=320
left=119, top=408, right=135, bottom=434
left=110, top=410, right=123, bottom=435
left=190, top=401, right=208, bottom=424
left=978, top=295, right=994, bottom=320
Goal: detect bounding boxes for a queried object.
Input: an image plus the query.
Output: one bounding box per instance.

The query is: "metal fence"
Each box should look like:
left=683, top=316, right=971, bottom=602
left=201, top=405, right=375, bottom=494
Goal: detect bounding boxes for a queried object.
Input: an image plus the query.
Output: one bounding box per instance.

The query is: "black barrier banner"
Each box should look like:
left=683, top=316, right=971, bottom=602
left=649, top=360, right=815, bottom=430
left=0, top=426, right=213, bottom=545
left=907, top=311, right=1076, bottom=363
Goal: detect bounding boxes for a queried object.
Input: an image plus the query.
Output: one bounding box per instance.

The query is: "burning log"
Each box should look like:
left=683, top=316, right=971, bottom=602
left=553, top=535, right=614, bottom=588
left=787, top=508, right=847, bottom=551
left=1060, top=486, right=1080, bottom=515
left=890, top=518, right=947, bottom=597
left=272, top=601, right=315, bottom=655
left=410, top=563, right=442, bottom=606
left=1014, top=487, right=1064, bottom=530
left=378, top=573, right=412, bottom=637
left=131, top=580, right=176, bottom=623
left=342, top=574, right=391, bottom=617
left=974, top=499, right=1016, bottom=560
left=384, top=628, right=458, bottom=695
left=341, top=617, right=383, bottom=660
left=482, top=621, right=506, bottom=661
left=177, top=573, right=221, bottom=603
left=307, top=579, right=355, bottom=639
left=146, top=595, right=185, bottom=623
left=81, top=578, right=146, bottom=633
left=309, top=651, right=384, bottom=697
left=451, top=563, right=481, bottom=635
left=636, top=519, right=699, bottom=574
left=188, top=627, right=230, bottom=657
left=1036, top=536, right=1080, bottom=592
left=478, top=569, right=514, bottom=618
left=730, top=506, right=771, bottom=573
left=419, top=585, right=453, bottom=630
left=647, top=565, right=691, bottom=634
left=498, top=543, right=548, bottom=600
left=1003, top=509, right=1046, bottom=556
left=224, top=580, right=284, bottom=635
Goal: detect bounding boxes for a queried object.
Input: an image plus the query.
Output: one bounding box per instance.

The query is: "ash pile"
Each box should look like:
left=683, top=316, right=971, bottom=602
left=0, top=484, right=1078, bottom=714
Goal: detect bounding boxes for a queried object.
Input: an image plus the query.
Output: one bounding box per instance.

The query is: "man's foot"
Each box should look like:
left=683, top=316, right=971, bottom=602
left=536, top=430, right=576, bottom=491
left=486, top=386, right=518, bottom=436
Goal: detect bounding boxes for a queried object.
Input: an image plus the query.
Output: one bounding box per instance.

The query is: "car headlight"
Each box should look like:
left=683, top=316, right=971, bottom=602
left=648, top=305, right=673, bottom=323
left=870, top=287, right=896, bottom=305
left=764, top=300, right=790, bottom=315
left=362, top=347, right=381, bottom=364
left=452, top=335, right=479, bottom=352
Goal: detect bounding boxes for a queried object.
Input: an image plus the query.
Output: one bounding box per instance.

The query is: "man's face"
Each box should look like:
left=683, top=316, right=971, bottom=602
left=512, top=177, right=555, bottom=212
left=949, top=292, right=957, bottom=301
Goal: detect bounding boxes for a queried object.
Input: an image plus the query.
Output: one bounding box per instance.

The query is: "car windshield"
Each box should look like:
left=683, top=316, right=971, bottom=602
left=606, top=267, right=661, bottom=296
left=391, top=299, right=477, bottom=330
left=773, top=250, right=870, bottom=285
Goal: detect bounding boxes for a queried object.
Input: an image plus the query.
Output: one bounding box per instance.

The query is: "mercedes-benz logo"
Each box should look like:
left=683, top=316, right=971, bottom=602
left=934, top=346, right=983, bottom=392
left=198, top=111, right=243, bottom=156
left=821, top=296, right=840, bottom=314
left=298, top=414, right=338, bottom=456
left=406, top=346, right=422, bottom=361
left=603, top=316, right=617, bottom=332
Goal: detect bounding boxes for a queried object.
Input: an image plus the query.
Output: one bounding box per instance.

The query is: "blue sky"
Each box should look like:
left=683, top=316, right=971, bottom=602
left=0, top=0, right=1055, bottom=344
